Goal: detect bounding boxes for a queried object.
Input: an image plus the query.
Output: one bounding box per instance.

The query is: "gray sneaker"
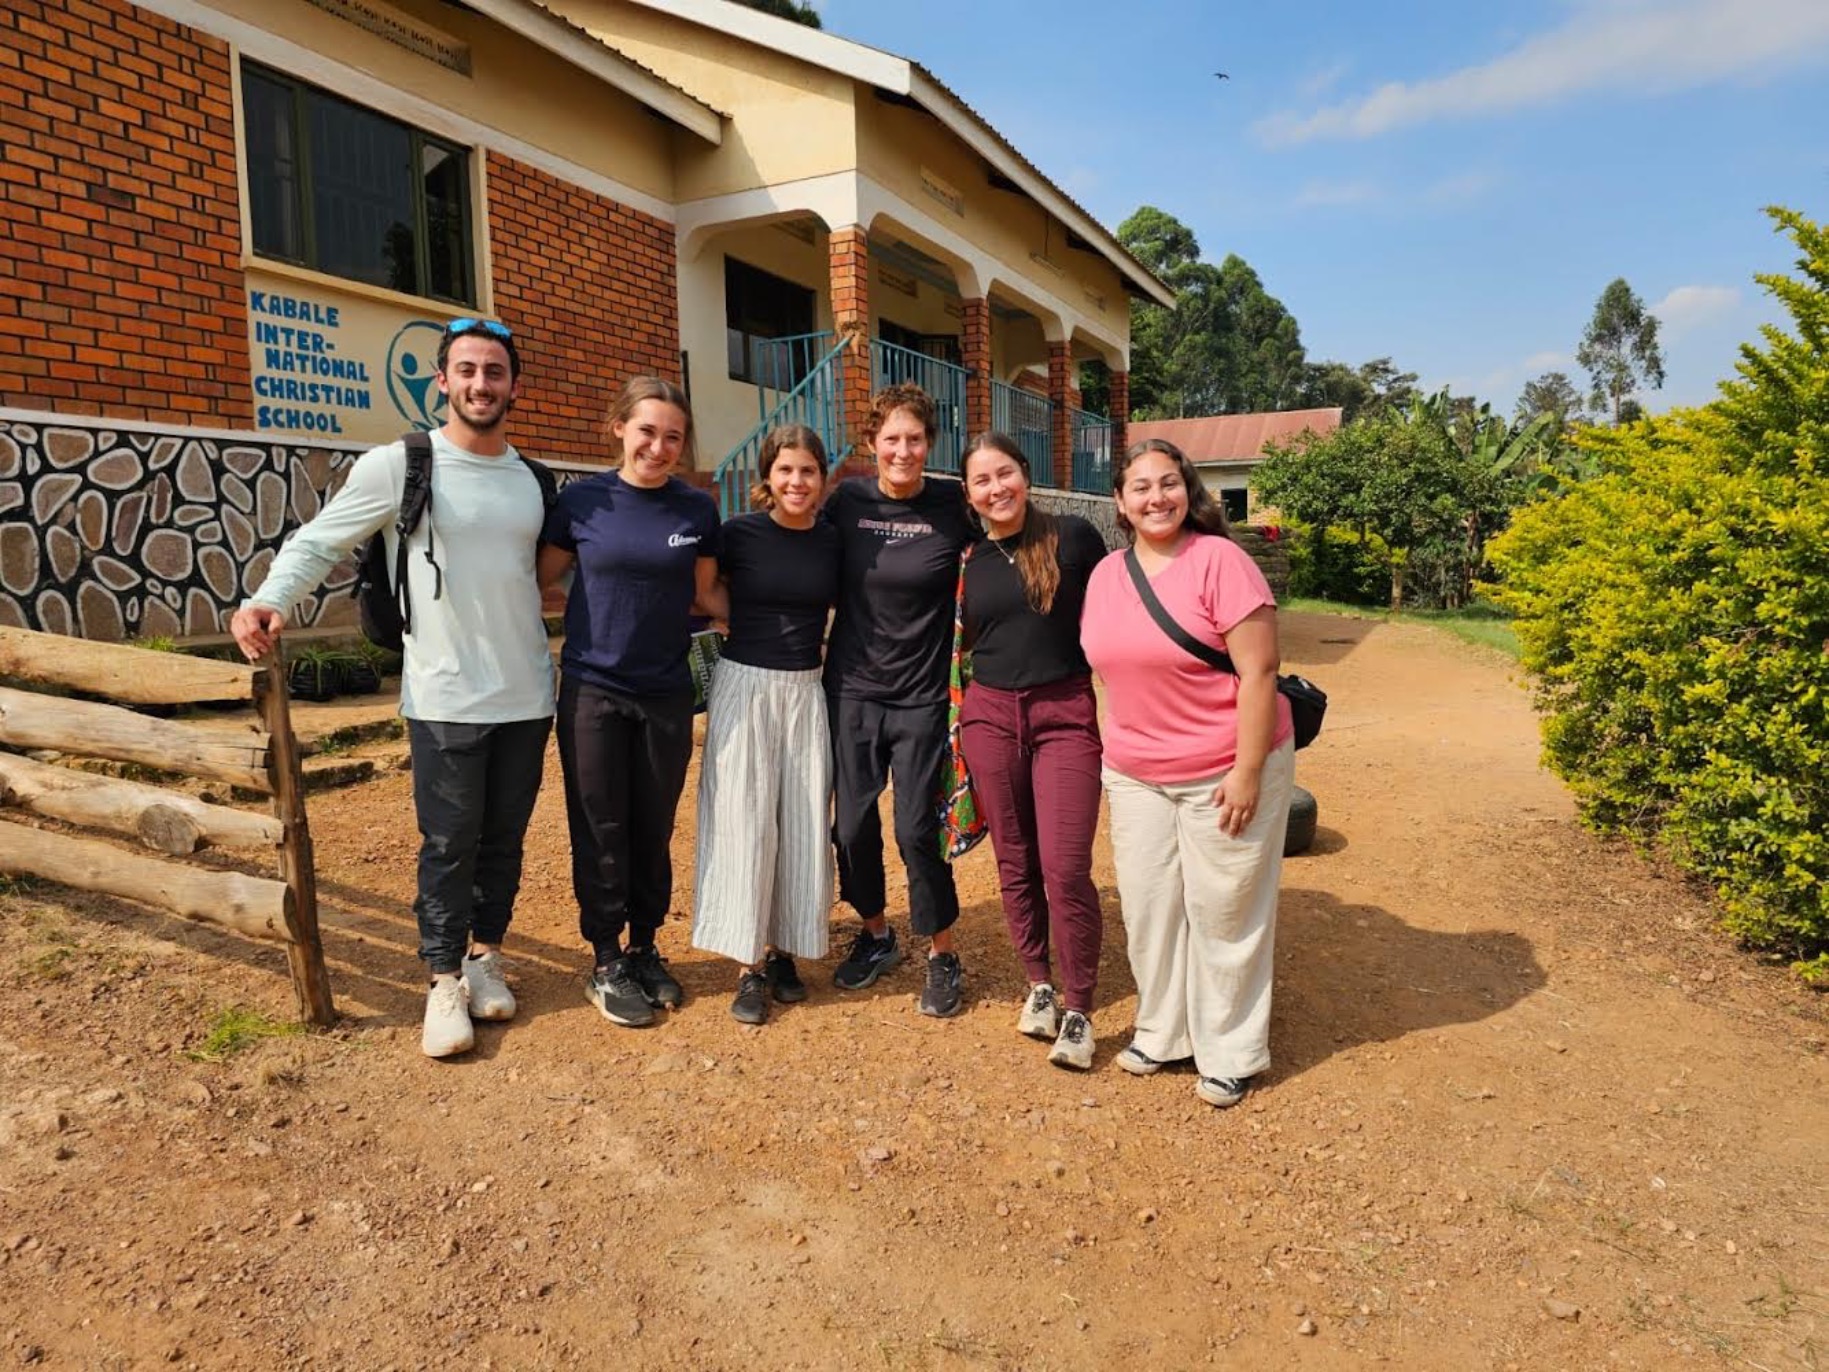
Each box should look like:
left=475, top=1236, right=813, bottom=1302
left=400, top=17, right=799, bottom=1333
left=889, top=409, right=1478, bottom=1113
left=1048, top=1010, right=1094, bottom=1070
left=462, top=950, right=516, bottom=1021
left=586, top=959, right=656, bottom=1028
left=1017, top=983, right=1059, bottom=1039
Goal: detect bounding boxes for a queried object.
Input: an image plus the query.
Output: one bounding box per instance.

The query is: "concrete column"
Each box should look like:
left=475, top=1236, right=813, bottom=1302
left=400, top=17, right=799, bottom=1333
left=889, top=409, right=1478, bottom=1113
left=828, top=226, right=872, bottom=461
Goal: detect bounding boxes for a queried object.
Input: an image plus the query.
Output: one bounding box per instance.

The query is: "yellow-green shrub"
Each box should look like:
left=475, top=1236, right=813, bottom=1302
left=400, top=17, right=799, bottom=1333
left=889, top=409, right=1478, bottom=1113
left=1488, top=208, right=1829, bottom=979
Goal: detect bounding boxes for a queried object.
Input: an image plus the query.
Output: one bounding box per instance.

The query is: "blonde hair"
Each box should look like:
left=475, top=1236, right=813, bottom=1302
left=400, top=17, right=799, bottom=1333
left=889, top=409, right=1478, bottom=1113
left=603, top=376, right=697, bottom=470
left=750, top=424, right=830, bottom=510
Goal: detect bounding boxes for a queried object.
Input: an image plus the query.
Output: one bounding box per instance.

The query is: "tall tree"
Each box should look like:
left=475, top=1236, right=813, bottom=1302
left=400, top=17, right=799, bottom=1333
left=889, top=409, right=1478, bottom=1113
left=1576, top=278, right=1665, bottom=423
left=729, top=0, right=822, bottom=26
left=1117, top=207, right=1309, bottom=419
left=1515, top=370, right=1586, bottom=426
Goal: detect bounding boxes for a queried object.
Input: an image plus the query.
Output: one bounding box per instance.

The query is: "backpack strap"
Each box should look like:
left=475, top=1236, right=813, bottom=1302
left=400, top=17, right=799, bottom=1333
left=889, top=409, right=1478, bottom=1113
left=518, top=454, right=559, bottom=512
left=397, top=431, right=437, bottom=638
left=1122, top=547, right=1239, bottom=676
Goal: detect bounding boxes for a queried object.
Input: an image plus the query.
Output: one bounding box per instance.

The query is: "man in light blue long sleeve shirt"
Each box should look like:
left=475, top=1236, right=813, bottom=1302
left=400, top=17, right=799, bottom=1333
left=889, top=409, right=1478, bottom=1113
left=232, top=321, right=555, bottom=1058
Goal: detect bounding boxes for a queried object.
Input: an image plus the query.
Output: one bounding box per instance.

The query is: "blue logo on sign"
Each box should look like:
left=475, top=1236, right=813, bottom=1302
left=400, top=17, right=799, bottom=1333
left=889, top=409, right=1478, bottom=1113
left=386, top=322, right=447, bottom=430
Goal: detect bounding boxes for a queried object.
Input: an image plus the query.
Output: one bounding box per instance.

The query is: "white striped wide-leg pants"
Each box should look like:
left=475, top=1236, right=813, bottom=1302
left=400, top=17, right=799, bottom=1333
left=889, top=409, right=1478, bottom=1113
left=691, top=658, right=834, bottom=965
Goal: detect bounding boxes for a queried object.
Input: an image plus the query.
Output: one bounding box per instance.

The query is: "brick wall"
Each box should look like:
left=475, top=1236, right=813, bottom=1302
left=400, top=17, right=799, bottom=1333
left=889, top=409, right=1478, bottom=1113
left=0, top=0, right=248, bottom=425
left=486, top=152, right=678, bottom=465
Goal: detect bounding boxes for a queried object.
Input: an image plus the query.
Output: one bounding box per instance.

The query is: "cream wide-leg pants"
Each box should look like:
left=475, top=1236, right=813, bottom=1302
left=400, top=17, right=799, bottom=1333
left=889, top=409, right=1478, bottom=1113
left=1104, top=740, right=1296, bottom=1079
left=691, top=658, right=834, bottom=966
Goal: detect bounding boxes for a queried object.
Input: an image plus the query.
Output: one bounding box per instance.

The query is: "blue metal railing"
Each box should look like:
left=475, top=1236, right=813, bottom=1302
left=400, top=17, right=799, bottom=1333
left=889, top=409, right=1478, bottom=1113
left=991, top=380, right=1054, bottom=477
left=746, top=331, right=836, bottom=420
left=1070, top=407, right=1112, bottom=494
left=713, top=334, right=850, bottom=518
left=871, top=339, right=972, bottom=475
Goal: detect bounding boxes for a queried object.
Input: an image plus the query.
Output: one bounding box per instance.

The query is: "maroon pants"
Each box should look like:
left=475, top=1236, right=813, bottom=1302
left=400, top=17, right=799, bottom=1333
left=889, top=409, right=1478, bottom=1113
left=958, top=675, right=1104, bottom=1011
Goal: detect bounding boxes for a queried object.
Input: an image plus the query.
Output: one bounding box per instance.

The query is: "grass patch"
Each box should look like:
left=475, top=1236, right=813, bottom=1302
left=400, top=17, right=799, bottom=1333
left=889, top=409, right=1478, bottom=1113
left=1284, top=596, right=1520, bottom=659
left=187, top=1006, right=304, bottom=1063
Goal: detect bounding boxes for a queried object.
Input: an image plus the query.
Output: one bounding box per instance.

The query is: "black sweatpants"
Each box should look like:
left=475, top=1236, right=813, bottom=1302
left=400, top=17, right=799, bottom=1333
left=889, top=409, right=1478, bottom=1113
left=829, top=694, right=959, bottom=938
left=555, top=675, right=695, bottom=964
left=407, top=716, right=553, bottom=975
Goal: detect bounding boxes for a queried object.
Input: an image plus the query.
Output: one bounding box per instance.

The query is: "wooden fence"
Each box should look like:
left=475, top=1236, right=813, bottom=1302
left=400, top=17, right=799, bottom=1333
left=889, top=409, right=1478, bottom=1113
left=0, top=626, right=333, bottom=1026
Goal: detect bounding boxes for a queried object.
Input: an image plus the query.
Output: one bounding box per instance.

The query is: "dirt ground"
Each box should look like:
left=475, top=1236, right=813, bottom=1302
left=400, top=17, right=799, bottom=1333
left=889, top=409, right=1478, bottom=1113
left=2, top=611, right=1826, bottom=1371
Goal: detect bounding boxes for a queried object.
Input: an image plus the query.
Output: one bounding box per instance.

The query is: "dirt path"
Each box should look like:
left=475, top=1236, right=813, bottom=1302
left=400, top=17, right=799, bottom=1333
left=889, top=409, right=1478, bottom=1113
left=3, top=612, right=1826, bottom=1370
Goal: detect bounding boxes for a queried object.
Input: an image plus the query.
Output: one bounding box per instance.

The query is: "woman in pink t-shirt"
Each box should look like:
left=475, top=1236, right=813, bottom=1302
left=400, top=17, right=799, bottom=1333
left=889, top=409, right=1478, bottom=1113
left=1080, top=439, right=1296, bottom=1108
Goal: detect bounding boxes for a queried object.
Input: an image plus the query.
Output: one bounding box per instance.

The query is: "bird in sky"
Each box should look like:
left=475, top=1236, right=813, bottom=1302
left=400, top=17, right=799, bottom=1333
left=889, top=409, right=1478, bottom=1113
left=1214, top=71, right=1230, bottom=79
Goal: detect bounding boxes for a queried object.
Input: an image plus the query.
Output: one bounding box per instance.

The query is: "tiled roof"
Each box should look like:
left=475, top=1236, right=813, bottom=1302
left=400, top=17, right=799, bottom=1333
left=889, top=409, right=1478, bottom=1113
left=1126, top=408, right=1344, bottom=464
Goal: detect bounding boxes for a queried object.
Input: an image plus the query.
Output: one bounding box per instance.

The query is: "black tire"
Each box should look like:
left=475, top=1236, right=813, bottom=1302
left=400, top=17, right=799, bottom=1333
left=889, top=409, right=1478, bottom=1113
left=1284, top=785, right=1318, bottom=856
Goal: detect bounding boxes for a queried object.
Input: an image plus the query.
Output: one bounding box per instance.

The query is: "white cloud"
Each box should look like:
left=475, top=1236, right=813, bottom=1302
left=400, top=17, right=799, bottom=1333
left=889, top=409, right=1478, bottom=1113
left=1653, top=284, right=1742, bottom=337
left=1297, top=59, right=1352, bottom=99
left=1254, top=0, right=1829, bottom=146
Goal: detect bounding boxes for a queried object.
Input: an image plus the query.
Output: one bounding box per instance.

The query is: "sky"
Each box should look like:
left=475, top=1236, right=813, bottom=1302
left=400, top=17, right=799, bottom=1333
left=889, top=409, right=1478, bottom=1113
left=814, top=0, right=1829, bottom=415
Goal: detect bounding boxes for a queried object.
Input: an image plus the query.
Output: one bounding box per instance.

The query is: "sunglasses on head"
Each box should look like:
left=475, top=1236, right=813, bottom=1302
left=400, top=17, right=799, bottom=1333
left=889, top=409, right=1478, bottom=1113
left=443, top=317, right=512, bottom=340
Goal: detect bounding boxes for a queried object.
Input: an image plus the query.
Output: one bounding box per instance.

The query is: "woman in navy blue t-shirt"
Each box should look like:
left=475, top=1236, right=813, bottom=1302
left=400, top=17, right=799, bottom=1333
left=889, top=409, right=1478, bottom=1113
left=538, top=376, right=720, bottom=1030
left=691, top=424, right=841, bottom=1024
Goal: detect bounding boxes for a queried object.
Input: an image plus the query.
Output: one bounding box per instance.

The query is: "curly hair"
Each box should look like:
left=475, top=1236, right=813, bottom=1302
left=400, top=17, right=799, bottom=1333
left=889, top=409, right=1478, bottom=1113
left=863, top=383, right=938, bottom=448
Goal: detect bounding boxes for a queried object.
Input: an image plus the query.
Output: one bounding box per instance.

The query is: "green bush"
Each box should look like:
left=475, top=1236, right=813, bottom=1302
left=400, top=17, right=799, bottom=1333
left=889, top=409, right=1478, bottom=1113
left=1487, top=207, right=1829, bottom=980
left=1287, top=523, right=1391, bottom=605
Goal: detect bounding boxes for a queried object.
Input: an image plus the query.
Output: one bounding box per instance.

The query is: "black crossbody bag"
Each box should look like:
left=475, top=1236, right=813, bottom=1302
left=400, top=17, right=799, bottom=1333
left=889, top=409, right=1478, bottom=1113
left=1122, top=548, right=1327, bottom=750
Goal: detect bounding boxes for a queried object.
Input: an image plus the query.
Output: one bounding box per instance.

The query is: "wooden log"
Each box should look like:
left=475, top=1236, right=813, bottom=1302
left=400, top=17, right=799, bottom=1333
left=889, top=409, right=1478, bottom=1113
left=0, top=817, right=293, bottom=941
left=258, top=657, right=335, bottom=1027
left=0, top=625, right=256, bottom=705
left=0, top=687, right=271, bottom=792
left=0, top=752, right=283, bottom=853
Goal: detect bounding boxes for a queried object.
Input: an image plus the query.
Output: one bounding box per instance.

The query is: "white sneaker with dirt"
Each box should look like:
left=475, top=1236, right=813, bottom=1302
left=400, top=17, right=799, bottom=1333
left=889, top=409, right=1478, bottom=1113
left=421, top=975, right=474, bottom=1058
left=1018, top=983, right=1059, bottom=1039
left=462, top=951, right=516, bottom=1021
left=1048, top=1009, right=1095, bottom=1070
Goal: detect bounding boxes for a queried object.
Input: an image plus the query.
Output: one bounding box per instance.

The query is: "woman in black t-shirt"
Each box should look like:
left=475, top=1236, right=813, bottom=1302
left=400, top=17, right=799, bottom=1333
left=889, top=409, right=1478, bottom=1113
left=958, top=432, right=1108, bottom=1070
left=823, top=384, right=974, bottom=1016
left=691, top=425, right=841, bottom=1024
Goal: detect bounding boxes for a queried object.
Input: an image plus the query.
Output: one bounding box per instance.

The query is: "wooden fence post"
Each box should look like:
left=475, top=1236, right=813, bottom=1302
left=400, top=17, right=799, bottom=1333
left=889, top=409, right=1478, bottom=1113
left=258, top=652, right=335, bottom=1027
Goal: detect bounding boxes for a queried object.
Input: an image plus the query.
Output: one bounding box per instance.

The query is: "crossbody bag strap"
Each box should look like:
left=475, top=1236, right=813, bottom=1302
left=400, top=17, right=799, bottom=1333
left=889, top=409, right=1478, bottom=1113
left=1122, top=547, right=1240, bottom=677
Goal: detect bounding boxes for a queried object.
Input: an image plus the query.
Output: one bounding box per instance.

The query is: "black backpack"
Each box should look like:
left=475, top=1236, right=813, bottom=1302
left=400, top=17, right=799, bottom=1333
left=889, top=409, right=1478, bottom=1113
left=353, top=430, right=559, bottom=652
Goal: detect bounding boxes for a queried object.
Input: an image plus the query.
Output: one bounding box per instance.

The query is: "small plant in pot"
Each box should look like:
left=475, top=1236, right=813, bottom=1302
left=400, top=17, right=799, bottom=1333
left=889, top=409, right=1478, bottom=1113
left=287, top=644, right=344, bottom=702
left=351, top=639, right=402, bottom=684
left=336, top=647, right=383, bottom=697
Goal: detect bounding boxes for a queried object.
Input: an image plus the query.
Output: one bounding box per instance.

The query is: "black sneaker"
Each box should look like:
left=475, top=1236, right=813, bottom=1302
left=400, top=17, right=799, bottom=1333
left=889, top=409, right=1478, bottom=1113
left=625, top=945, right=683, bottom=1009
left=833, top=927, right=901, bottom=991
left=731, top=971, right=769, bottom=1025
left=918, top=951, right=964, bottom=1018
left=763, top=951, right=807, bottom=1003
left=586, top=959, right=655, bottom=1028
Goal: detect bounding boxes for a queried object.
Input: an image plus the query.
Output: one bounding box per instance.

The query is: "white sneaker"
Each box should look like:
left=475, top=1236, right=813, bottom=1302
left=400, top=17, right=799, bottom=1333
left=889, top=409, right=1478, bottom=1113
left=462, top=951, right=517, bottom=1021
left=1048, top=1010, right=1095, bottom=1070
left=421, top=975, right=474, bottom=1058
left=1018, top=983, right=1060, bottom=1039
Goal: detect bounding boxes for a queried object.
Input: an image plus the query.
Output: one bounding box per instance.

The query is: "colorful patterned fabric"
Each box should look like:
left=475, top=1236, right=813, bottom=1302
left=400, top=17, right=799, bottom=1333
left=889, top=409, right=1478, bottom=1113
left=687, top=629, right=724, bottom=714
left=936, top=548, right=989, bottom=861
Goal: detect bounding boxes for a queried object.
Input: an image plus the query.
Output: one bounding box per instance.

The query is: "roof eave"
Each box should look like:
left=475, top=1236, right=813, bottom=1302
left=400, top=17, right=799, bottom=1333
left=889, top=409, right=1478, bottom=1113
left=906, top=69, right=1174, bottom=309
left=473, top=0, right=725, bottom=144
left=616, top=0, right=1173, bottom=308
